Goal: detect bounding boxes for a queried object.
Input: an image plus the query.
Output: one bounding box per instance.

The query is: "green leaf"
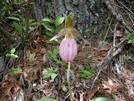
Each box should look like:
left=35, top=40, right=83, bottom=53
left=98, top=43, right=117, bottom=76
left=46, top=68, right=52, bottom=73
left=43, top=23, right=54, bottom=32
left=31, top=22, right=40, bottom=26
left=53, top=49, right=59, bottom=55
left=55, top=23, right=64, bottom=34
left=7, top=16, right=20, bottom=21
left=10, top=67, right=22, bottom=76
left=79, top=67, right=96, bottom=79
left=36, top=97, right=58, bottom=101
left=53, top=67, right=58, bottom=72
left=55, top=16, right=65, bottom=27
left=41, top=18, right=54, bottom=23
left=46, top=31, right=54, bottom=37
left=29, top=19, right=35, bottom=24
left=43, top=73, right=51, bottom=79
left=50, top=73, right=57, bottom=79
left=10, top=48, right=16, bottom=54
left=0, top=6, right=7, bottom=16
left=6, top=54, right=11, bottom=57
left=91, top=97, right=115, bottom=101
left=10, top=54, right=18, bottom=58
left=128, top=40, right=133, bottom=44
left=13, top=22, right=23, bottom=34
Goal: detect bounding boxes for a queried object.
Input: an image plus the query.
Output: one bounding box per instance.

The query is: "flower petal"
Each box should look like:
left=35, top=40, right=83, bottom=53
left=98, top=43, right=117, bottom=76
left=59, top=38, right=77, bottom=62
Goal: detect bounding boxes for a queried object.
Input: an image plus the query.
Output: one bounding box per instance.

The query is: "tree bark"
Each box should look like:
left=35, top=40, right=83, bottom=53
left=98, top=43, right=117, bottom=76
left=31, top=0, right=134, bottom=45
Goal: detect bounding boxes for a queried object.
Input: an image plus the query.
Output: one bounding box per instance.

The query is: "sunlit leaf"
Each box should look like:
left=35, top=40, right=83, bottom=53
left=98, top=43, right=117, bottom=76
left=128, top=40, right=133, bottom=44
left=55, top=16, right=65, bottom=26
left=29, top=19, right=35, bottom=23
left=91, top=97, right=115, bottom=101
left=43, top=23, right=54, bottom=32
left=50, top=73, right=57, bottom=79
left=53, top=49, right=59, bottom=55
left=6, top=54, right=11, bottom=57
left=10, top=54, right=18, bottom=58
left=43, top=73, right=51, bottom=79
left=10, top=48, right=15, bottom=54
left=41, top=18, right=54, bottom=23
left=7, top=16, right=20, bottom=21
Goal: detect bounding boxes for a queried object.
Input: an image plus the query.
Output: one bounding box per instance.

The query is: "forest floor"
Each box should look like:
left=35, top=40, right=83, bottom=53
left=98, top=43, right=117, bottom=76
left=0, top=27, right=134, bottom=101
left=0, top=1, right=134, bottom=101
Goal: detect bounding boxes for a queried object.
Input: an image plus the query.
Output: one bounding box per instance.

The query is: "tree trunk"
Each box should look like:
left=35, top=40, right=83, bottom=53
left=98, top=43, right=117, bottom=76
left=31, top=0, right=104, bottom=44
left=31, top=0, right=134, bottom=45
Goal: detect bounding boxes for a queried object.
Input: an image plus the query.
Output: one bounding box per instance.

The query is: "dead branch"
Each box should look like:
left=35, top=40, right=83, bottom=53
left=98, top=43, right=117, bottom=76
left=104, top=0, right=133, bottom=33
left=90, top=39, right=124, bottom=91
left=0, top=26, right=15, bottom=43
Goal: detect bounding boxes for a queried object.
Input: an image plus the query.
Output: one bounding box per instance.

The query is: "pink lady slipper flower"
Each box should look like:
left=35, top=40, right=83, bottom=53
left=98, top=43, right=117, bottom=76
left=59, top=32, right=77, bottom=62
left=50, top=14, right=88, bottom=62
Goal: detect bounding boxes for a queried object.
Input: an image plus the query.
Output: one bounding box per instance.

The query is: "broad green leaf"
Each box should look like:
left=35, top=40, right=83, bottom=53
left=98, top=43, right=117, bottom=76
left=65, top=14, right=74, bottom=28
left=36, top=97, right=58, bottom=101
left=43, top=23, right=54, bottom=32
left=41, top=18, right=54, bottom=23
left=55, top=23, right=64, bottom=34
left=29, top=19, right=35, bottom=23
left=53, top=49, right=58, bottom=55
left=55, top=16, right=65, bottom=26
left=91, top=97, right=115, bottom=101
left=0, top=6, right=7, bottom=16
left=53, top=67, right=58, bottom=72
left=6, top=54, right=11, bottom=57
left=46, top=68, right=52, bottom=73
left=46, top=31, right=54, bottom=37
left=11, top=48, right=16, bottom=54
left=128, top=40, right=133, bottom=44
left=13, top=22, right=23, bottom=34
left=11, top=67, right=22, bottom=76
left=10, top=54, right=18, bottom=58
left=31, top=22, right=40, bottom=26
left=7, top=16, right=20, bottom=21
left=50, top=73, right=57, bottom=79
left=43, top=74, right=51, bottom=79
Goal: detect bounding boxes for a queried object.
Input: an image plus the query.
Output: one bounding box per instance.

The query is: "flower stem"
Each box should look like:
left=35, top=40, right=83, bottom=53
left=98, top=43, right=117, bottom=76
left=67, top=62, right=73, bottom=101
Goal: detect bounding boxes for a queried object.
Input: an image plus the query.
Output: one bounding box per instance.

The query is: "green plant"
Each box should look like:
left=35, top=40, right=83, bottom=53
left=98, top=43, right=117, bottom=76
left=6, top=48, right=18, bottom=58
left=91, top=97, right=115, bottom=101
left=43, top=67, right=58, bottom=80
left=126, top=31, right=134, bottom=44
left=50, top=14, right=79, bottom=101
left=12, top=17, right=36, bottom=35
left=36, top=97, right=58, bottom=101
left=48, top=48, right=66, bottom=65
left=79, top=66, right=96, bottom=79
left=10, top=67, right=22, bottom=76
left=41, top=16, right=65, bottom=37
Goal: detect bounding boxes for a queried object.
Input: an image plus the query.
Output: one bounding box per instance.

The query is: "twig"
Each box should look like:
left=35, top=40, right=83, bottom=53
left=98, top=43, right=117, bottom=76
left=104, top=0, right=133, bottom=33
left=116, top=0, right=134, bottom=16
left=90, top=40, right=124, bottom=91
left=113, top=22, right=119, bottom=47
